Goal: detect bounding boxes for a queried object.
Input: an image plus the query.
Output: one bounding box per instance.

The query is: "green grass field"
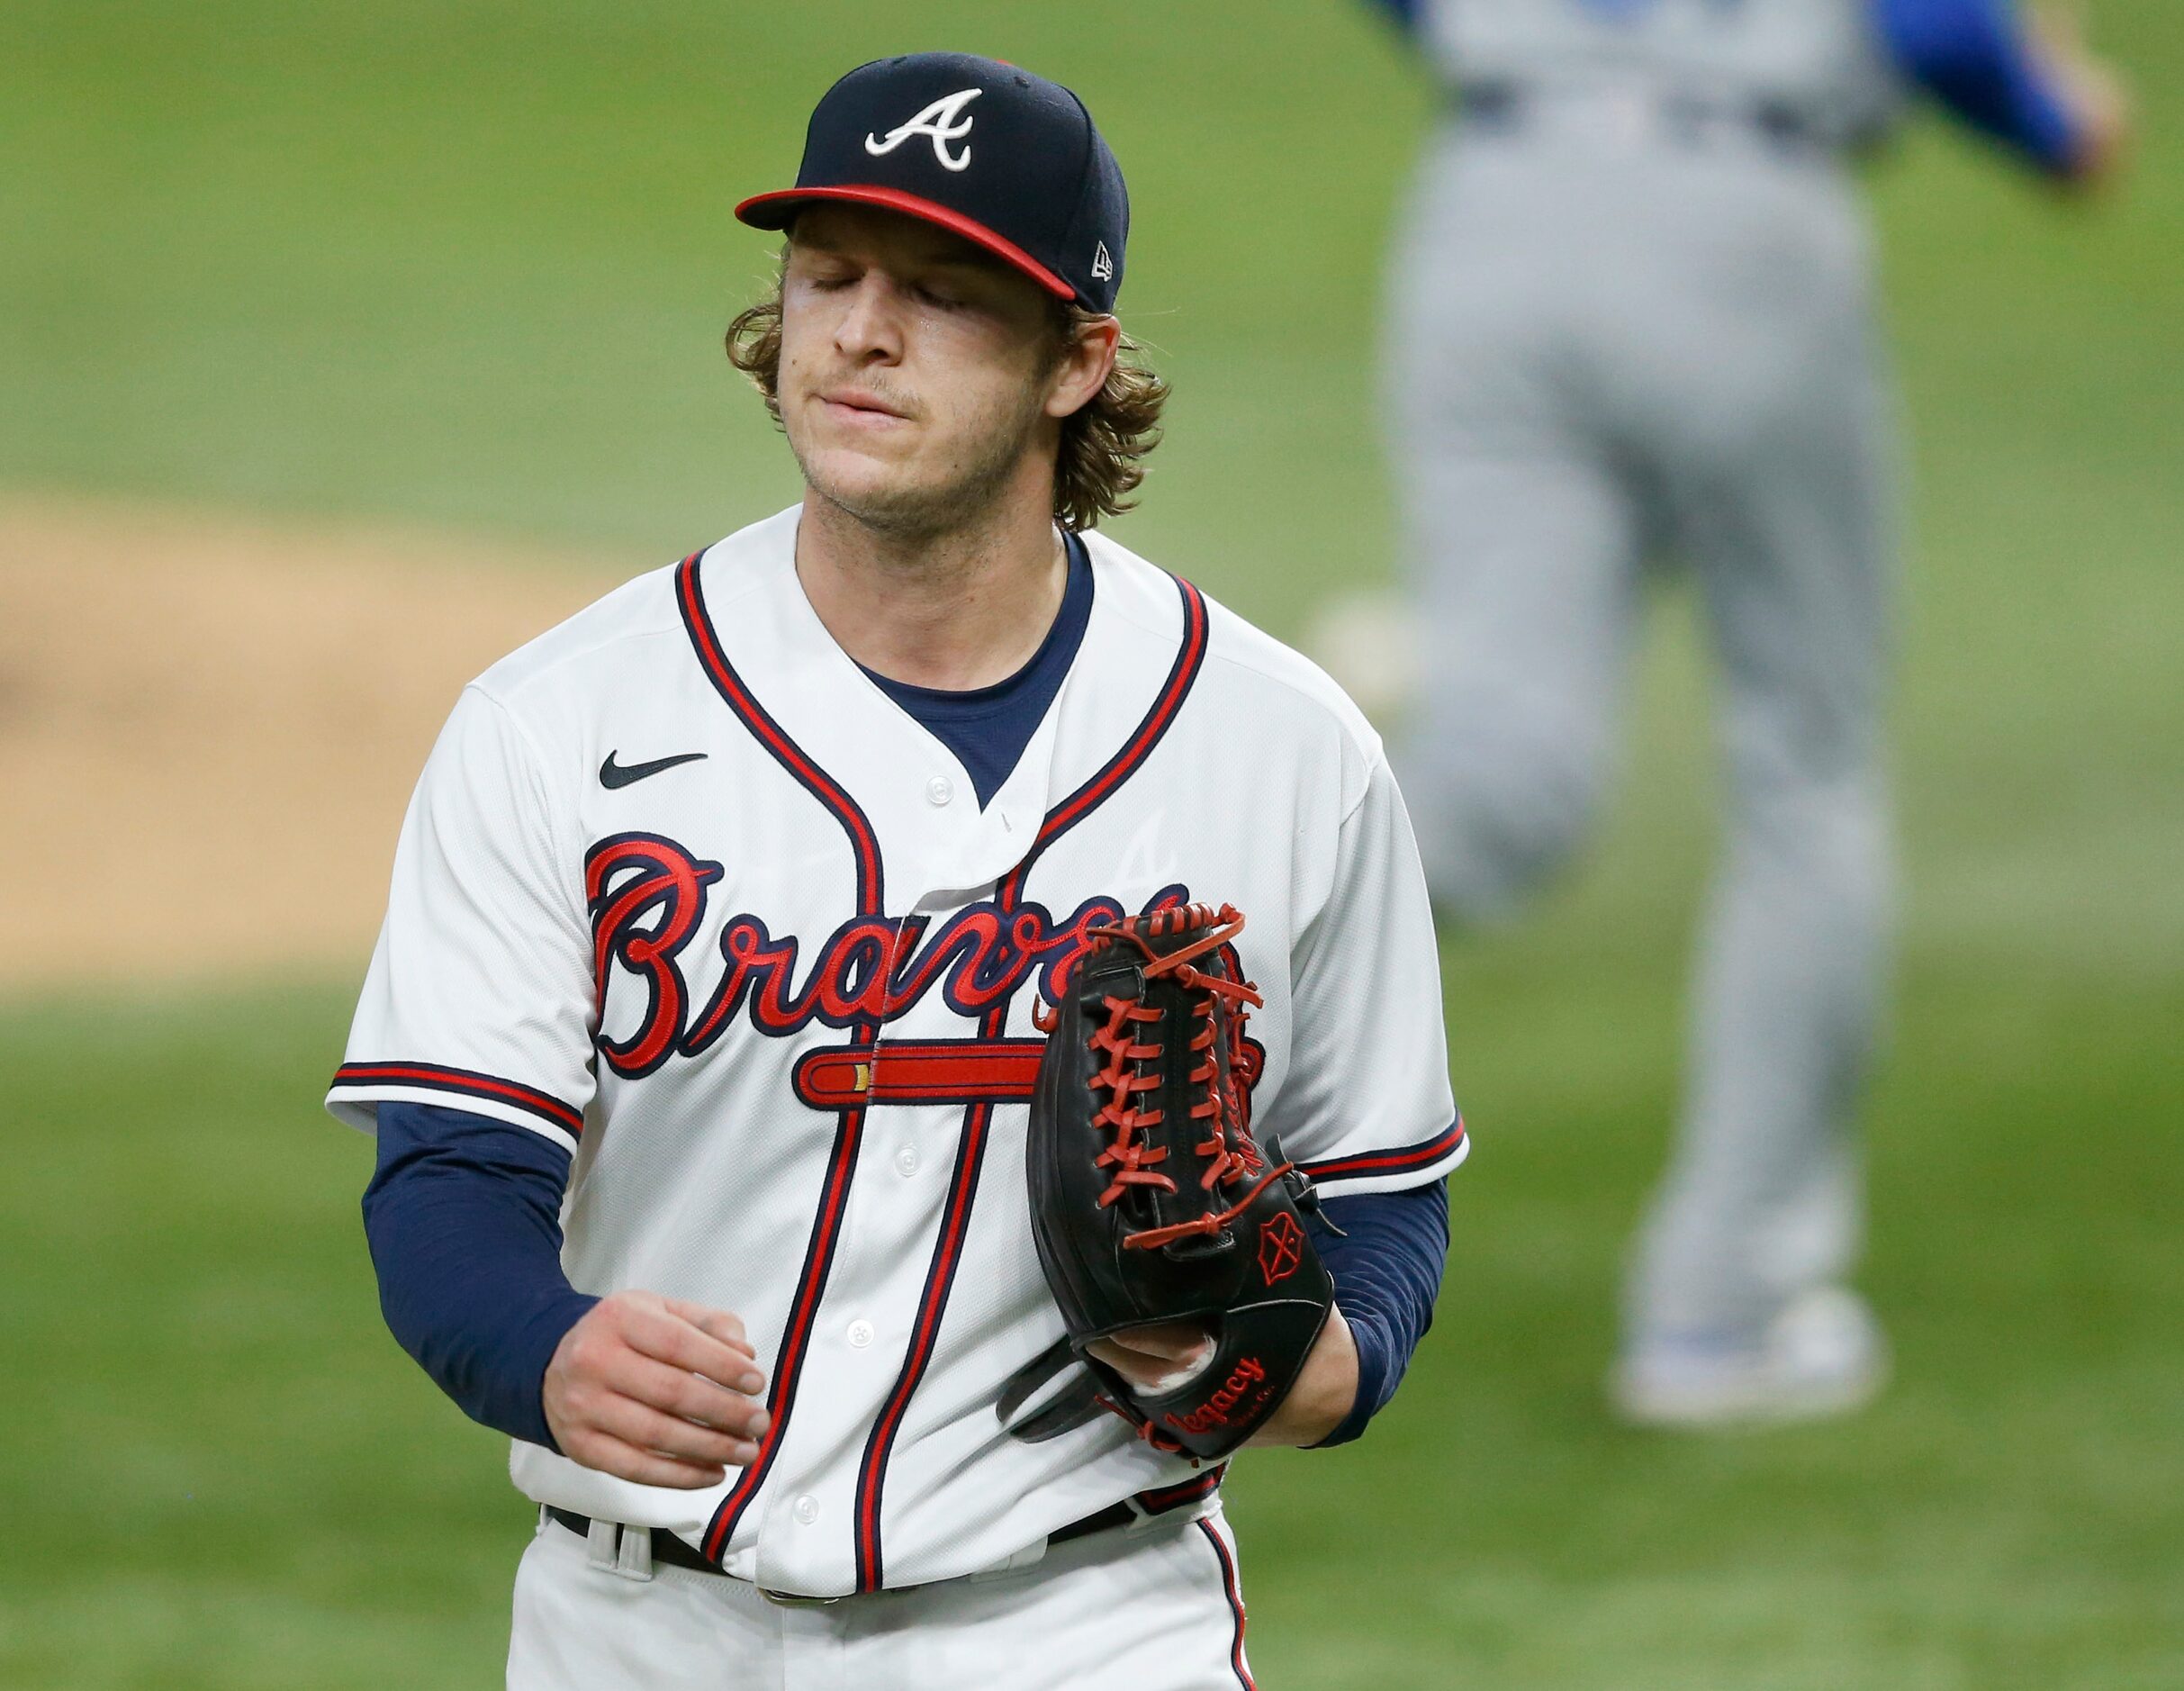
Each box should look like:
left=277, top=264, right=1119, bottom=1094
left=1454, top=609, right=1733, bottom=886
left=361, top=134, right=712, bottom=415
left=4, top=3, right=2179, bottom=1686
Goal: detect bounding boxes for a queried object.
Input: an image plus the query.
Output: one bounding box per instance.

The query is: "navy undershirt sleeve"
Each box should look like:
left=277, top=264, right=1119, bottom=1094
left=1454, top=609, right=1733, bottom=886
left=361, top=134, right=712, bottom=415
left=1308, top=1175, right=1451, bottom=1447
left=1876, top=0, right=2082, bottom=173
left=862, top=531, right=1094, bottom=808
left=361, top=1090, right=1450, bottom=1453
left=361, top=1102, right=597, bottom=1450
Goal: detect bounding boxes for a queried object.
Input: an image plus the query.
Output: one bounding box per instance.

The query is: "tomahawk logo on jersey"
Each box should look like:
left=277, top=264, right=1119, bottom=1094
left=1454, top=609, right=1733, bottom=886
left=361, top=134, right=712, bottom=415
left=328, top=506, right=1462, bottom=1599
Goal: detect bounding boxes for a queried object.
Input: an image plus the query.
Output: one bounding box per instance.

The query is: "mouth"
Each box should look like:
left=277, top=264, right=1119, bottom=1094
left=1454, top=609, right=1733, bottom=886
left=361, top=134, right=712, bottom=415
left=816, top=386, right=911, bottom=425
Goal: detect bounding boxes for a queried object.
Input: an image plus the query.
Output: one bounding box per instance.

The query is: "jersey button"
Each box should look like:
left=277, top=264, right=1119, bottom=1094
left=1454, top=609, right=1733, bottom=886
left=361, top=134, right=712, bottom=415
left=895, top=1145, right=920, bottom=1177
left=925, top=775, right=953, bottom=807
left=846, top=1318, right=875, bottom=1350
left=792, top=1495, right=819, bottom=1526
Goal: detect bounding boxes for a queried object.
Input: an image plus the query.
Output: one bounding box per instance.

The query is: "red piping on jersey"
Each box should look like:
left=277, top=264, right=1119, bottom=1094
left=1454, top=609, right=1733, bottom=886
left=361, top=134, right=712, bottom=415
left=1297, top=1116, right=1467, bottom=1183
left=700, top=1102, right=870, bottom=1564
left=851, top=1094, right=998, bottom=1589
left=329, top=1061, right=584, bottom=1137
left=851, top=575, right=1211, bottom=1592
left=1034, top=576, right=1209, bottom=854
left=678, top=546, right=891, bottom=1567
left=674, top=549, right=883, bottom=915
left=1198, top=1518, right=1258, bottom=1689
left=792, top=1038, right=1046, bottom=1109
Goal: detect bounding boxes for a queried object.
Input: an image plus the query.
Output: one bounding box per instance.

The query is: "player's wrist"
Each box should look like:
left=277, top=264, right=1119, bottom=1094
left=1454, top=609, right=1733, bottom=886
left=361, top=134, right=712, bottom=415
left=1253, top=1304, right=1359, bottom=1448
left=523, top=1291, right=600, bottom=1454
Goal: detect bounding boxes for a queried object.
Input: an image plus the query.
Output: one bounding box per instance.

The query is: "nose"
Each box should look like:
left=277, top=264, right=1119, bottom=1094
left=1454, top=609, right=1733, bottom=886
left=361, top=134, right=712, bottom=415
left=832, top=274, right=905, bottom=365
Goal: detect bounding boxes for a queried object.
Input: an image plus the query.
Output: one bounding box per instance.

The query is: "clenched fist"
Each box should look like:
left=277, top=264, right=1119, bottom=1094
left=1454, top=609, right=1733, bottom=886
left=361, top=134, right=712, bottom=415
left=542, top=1290, right=770, bottom=1488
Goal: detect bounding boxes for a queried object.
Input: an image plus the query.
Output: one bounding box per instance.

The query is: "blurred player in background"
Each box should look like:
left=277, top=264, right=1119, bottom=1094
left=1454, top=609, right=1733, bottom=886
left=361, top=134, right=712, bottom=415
left=1332, top=0, right=2130, bottom=1425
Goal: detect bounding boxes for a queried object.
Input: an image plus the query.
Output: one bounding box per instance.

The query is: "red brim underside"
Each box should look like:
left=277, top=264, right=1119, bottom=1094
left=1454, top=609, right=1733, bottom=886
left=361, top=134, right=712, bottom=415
left=734, top=185, right=1077, bottom=302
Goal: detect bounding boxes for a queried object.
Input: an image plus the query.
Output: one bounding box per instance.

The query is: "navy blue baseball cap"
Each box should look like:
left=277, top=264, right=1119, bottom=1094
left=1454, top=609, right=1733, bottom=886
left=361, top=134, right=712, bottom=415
left=736, top=52, right=1130, bottom=314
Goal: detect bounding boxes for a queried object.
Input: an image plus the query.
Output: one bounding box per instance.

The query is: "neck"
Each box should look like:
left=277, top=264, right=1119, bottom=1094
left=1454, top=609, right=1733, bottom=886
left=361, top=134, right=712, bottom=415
left=795, top=474, right=1069, bottom=692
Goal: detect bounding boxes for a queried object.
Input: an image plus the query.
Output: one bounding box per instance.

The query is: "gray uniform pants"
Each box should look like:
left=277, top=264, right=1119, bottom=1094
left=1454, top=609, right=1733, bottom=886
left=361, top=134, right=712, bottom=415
left=1387, top=119, right=1895, bottom=1344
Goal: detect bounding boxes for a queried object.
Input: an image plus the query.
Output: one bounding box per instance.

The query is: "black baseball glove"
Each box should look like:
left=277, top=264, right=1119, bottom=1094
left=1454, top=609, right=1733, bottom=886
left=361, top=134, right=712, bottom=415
left=998, top=902, right=1334, bottom=1461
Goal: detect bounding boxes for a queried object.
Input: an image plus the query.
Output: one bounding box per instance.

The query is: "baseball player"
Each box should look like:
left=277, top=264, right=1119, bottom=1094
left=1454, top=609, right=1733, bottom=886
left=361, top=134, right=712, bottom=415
left=329, top=53, right=1463, bottom=1688
left=1346, top=0, right=2128, bottom=1424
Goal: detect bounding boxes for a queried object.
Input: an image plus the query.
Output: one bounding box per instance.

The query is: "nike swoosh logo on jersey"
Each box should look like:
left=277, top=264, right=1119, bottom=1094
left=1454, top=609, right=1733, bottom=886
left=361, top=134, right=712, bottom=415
left=599, top=750, right=708, bottom=789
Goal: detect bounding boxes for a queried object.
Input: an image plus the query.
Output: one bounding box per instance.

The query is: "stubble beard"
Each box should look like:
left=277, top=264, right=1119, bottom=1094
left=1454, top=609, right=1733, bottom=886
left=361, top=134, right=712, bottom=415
left=787, top=382, right=1051, bottom=546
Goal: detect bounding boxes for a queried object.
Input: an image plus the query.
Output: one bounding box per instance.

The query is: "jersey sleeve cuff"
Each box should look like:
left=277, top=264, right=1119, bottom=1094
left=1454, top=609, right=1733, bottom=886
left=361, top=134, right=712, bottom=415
left=1294, top=1116, right=1467, bottom=1196
left=327, top=1061, right=586, bottom=1155
left=1309, top=1304, right=1396, bottom=1449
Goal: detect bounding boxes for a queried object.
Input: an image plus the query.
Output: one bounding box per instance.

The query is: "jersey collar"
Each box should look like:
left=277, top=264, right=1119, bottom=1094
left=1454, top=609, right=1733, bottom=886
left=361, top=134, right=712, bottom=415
left=685, top=506, right=1191, bottom=913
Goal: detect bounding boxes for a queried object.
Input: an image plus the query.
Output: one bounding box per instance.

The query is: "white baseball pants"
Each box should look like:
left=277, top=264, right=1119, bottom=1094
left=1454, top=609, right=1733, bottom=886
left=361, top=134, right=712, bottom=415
left=507, top=1506, right=1259, bottom=1690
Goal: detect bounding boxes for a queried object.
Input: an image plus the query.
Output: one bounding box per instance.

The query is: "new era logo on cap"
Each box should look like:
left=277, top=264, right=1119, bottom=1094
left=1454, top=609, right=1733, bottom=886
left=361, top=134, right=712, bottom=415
left=736, top=52, right=1131, bottom=314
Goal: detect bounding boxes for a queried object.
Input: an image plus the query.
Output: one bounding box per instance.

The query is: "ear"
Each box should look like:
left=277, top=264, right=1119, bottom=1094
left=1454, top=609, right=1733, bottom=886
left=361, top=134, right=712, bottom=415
left=1044, top=315, right=1122, bottom=420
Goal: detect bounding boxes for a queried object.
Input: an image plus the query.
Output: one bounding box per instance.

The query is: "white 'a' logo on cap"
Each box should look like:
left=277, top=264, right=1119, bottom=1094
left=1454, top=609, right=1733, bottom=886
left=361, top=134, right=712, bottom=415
left=865, top=87, right=982, bottom=172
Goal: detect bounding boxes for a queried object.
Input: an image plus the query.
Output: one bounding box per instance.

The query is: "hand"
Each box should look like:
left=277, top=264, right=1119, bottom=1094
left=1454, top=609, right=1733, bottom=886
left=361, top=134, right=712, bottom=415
left=2035, top=3, right=2134, bottom=191
left=1087, top=1306, right=1361, bottom=1449
left=1088, top=1319, right=1220, bottom=1394
left=542, top=1289, right=770, bottom=1488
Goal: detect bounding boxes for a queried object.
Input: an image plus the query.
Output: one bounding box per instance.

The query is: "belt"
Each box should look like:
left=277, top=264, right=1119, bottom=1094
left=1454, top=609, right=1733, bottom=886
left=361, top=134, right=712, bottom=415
left=1456, top=78, right=1827, bottom=155
left=545, top=1500, right=1137, bottom=1604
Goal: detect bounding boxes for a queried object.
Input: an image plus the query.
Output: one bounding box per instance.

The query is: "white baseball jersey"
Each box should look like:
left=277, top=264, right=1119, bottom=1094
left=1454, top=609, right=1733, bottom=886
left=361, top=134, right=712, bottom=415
left=327, top=504, right=1462, bottom=1600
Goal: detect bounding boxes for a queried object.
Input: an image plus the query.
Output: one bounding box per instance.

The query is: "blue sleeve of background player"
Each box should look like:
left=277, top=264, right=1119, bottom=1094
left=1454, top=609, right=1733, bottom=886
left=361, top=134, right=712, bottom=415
left=1362, top=0, right=2081, bottom=174
left=1308, top=1176, right=1451, bottom=1446
left=1874, top=0, right=2083, bottom=173
left=361, top=1101, right=597, bottom=1449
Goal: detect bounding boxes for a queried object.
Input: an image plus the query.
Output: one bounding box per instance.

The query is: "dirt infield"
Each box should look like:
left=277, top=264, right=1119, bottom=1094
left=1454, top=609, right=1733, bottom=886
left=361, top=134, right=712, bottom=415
left=0, top=493, right=637, bottom=994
